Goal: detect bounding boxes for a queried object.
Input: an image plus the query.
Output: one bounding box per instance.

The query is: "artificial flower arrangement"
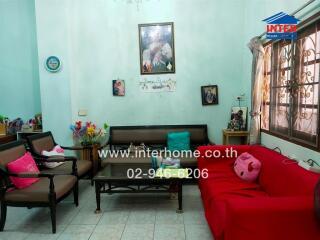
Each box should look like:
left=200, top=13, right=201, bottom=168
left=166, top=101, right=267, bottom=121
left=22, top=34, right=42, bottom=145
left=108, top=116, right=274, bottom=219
left=70, top=121, right=109, bottom=146
left=0, top=115, right=9, bottom=123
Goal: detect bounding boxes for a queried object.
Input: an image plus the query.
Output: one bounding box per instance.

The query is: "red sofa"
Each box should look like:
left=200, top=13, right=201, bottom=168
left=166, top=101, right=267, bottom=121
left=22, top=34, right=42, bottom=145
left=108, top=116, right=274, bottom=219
left=197, top=145, right=320, bottom=240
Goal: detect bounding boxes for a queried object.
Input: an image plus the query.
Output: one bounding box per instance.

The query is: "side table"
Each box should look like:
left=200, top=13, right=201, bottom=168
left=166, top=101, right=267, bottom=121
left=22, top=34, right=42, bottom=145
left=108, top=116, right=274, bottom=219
left=80, top=144, right=103, bottom=176
left=0, top=135, right=17, bottom=145
left=222, top=129, right=249, bottom=145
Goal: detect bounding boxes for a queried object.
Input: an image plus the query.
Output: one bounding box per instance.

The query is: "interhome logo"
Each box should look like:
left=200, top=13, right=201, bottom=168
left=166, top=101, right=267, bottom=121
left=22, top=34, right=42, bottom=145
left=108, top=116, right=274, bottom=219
left=263, top=12, right=300, bottom=40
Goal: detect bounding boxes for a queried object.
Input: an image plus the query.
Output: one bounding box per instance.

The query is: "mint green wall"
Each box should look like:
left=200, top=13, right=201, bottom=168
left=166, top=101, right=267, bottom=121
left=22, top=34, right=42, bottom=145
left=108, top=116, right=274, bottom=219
left=70, top=0, right=248, bottom=143
left=261, top=134, right=320, bottom=162
left=34, top=0, right=74, bottom=145
left=35, top=0, right=248, bottom=144
left=0, top=0, right=41, bottom=120
left=33, top=0, right=320, bottom=154
left=241, top=0, right=320, bottom=163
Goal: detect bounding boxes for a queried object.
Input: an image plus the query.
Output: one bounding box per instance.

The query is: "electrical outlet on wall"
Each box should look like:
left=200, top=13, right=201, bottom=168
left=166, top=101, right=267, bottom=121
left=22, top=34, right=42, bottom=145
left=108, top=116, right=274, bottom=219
left=78, top=109, right=88, bottom=116
left=233, top=93, right=247, bottom=107
left=236, top=94, right=246, bottom=101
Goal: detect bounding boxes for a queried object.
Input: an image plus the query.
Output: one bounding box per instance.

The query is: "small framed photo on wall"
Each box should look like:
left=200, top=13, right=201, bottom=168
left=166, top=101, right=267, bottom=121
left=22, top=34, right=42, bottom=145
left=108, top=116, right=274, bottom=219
left=201, top=85, right=218, bottom=105
left=113, top=79, right=125, bottom=96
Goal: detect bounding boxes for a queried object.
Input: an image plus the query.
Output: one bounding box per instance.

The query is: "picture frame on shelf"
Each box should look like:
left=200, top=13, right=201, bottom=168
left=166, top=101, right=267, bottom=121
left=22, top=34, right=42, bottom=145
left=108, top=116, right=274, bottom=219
left=229, top=107, right=248, bottom=131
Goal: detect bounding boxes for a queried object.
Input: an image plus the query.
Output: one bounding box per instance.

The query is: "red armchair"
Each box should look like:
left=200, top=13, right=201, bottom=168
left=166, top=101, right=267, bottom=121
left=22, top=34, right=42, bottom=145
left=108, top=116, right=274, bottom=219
left=197, top=145, right=320, bottom=240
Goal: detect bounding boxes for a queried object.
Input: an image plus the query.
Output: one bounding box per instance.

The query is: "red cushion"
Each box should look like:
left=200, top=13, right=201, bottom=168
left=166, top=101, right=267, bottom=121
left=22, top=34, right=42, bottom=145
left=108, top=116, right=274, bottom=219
left=7, top=152, right=40, bottom=189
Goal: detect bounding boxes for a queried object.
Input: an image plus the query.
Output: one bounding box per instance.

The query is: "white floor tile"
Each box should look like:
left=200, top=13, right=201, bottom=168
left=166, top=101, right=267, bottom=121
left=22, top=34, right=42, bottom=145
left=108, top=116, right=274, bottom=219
left=155, top=210, right=184, bottom=224
left=98, top=210, right=130, bottom=225
left=154, top=224, right=185, bottom=240
left=1, top=182, right=211, bottom=240
left=89, top=224, right=125, bottom=240
left=185, top=224, right=213, bottom=240
left=57, top=224, right=95, bottom=240
left=183, top=210, right=207, bottom=225
left=127, top=210, right=156, bottom=224
left=70, top=211, right=102, bottom=225
left=121, top=224, right=154, bottom=240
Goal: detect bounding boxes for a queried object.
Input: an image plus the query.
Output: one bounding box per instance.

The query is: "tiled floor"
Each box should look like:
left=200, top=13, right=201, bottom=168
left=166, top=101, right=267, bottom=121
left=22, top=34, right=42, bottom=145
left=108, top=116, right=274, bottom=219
left=0, top=181, right=213, bottom=240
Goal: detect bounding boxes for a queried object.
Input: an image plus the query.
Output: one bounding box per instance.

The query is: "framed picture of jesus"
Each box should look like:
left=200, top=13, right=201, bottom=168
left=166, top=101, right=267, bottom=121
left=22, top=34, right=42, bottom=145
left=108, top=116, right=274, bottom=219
left=138, top=22, right=175, bottom=75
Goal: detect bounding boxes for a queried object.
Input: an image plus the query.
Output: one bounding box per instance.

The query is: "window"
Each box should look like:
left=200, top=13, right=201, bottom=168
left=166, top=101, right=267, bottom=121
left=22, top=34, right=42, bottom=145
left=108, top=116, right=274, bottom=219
left=262, top=21, right=320, bottom=149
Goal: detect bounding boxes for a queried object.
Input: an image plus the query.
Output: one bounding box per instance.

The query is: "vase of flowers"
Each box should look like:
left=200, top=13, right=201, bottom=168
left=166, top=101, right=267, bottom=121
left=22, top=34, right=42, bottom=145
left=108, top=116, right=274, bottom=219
left=70, top=121, right=108, bottom=174
left=70, top=121, right=108, bottom=146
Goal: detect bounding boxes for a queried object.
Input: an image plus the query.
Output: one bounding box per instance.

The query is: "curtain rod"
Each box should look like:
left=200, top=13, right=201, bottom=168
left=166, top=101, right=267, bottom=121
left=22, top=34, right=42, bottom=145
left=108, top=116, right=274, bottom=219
left=258, top=0, right=317, bottom=38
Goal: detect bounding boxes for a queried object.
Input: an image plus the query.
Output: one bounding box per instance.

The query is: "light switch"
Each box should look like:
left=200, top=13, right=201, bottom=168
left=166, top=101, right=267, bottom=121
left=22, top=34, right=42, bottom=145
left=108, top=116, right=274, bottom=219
left=78, top=109, right=88, bottom=116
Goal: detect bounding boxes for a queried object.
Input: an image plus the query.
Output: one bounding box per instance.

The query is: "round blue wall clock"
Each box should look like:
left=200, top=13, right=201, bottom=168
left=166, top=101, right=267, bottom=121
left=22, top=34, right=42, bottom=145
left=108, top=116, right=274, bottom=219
left=45, top=56, right=61, bottom=72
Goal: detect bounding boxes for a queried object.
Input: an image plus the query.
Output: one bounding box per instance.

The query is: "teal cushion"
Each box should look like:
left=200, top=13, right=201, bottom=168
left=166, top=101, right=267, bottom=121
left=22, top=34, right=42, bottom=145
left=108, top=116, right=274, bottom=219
left=167, top=131, right=191, bottom=151
left=151, top=157, right=158, bottom=170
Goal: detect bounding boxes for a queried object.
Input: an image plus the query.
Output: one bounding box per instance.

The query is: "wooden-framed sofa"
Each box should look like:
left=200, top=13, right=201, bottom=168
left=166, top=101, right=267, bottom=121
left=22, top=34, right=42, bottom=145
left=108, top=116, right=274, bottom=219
left=0, top=141, right=78, bottom=234
left=105, top=124, right=213, bottom=168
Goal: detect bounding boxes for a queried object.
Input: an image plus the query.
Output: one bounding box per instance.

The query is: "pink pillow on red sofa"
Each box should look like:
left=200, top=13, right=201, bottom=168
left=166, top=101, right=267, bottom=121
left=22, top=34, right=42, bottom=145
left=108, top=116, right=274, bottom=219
left=234, top=152, right=261, bottom=182
left=7, top=152, right=40, bottom=189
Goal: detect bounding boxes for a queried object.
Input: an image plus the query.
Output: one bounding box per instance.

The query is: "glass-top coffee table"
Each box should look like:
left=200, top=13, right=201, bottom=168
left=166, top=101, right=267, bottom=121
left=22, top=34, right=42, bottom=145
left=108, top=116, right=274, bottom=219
left=93, top=163, right=187, bottom=214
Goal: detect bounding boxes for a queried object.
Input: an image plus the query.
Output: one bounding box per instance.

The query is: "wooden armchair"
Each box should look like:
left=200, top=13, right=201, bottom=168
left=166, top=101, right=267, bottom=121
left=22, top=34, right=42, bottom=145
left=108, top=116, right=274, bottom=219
left=0, top=141, right=78, bottom=233
left=26, top=132, right=93, bottom=183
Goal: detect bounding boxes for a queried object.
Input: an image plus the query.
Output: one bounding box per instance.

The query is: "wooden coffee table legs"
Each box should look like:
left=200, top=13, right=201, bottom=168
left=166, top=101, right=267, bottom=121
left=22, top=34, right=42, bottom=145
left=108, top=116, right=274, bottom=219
left=176, top=182, right=183, bottom=214
left=94, top=182, right=101, bottom=214
left=94, top=180, right=184, bottom=214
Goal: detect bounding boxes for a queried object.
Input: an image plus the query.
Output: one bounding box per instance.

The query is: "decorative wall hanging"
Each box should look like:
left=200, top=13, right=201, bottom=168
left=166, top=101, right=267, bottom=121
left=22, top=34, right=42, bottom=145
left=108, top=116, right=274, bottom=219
left=45, top=56, right=61, bottom=73
left=113, top=79, right=125, bottom=96
left=201, top=85, right=218, bottom=105
left=139, top=22, right=175, bottom=75
left=139, top=77, right=176, bottom=92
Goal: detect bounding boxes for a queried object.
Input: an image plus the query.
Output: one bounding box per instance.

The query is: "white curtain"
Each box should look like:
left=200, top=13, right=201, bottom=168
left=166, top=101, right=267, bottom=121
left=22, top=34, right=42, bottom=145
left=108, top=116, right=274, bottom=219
left=248, top=37, right=265, bottom=144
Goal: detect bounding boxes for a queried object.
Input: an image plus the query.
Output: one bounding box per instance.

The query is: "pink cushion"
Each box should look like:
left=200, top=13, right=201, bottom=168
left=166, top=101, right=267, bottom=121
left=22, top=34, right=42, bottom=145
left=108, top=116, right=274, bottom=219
left=41, top=145, right=65, bottom=169
left=53, top=145, right=64, bottom=154
left=234, top=152, right=261, bottom=182
left=7, top=152, right=40, bottom=189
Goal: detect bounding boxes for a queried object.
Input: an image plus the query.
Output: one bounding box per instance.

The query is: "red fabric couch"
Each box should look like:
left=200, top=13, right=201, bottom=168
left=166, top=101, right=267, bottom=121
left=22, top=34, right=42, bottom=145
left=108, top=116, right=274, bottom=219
left=197, top=145, right=320, bottom=240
